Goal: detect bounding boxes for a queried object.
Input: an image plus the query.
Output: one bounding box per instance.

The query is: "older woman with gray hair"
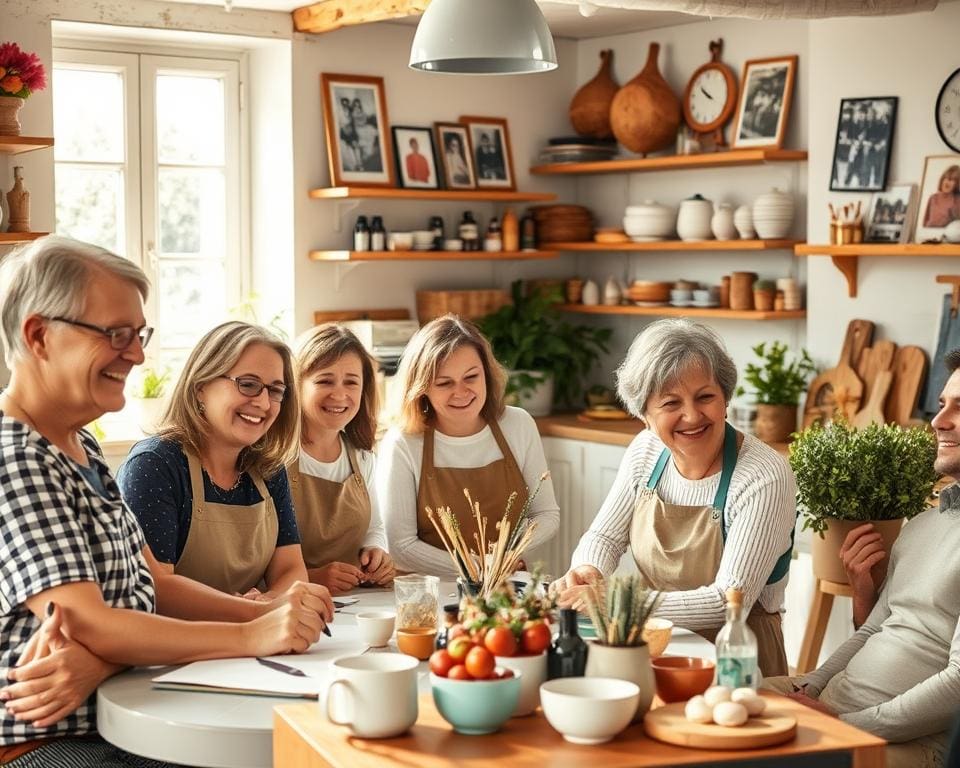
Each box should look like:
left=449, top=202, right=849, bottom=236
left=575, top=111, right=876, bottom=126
left=552, top=319, right=796, bottom=676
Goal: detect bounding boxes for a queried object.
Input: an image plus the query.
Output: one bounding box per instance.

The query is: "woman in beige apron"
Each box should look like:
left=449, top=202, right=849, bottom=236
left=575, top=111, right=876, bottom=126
left=378, top=316, right=559, bottom=578
left=291, top=326, right=394, bottom=595
left=118, top=321, right=309, bottom=600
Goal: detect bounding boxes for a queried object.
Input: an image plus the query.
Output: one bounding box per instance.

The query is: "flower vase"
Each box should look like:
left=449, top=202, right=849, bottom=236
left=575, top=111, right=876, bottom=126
left=0, top=97, right=23, bottom=136
left=584, top=642, right=655, bottom=722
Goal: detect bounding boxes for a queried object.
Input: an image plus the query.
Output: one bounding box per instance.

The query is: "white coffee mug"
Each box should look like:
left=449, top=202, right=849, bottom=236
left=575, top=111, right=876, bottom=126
left=325, top=654, right=419, bottom=738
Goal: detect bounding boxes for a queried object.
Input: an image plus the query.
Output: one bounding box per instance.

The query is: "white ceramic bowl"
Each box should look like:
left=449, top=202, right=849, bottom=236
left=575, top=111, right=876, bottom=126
left=495, top=652, right=547, bottom=716
left=355, top=611, right=396, bottom=647
left=622, top=201, right=675, bottom=240
left=540, top=677, right=640, bottom=745
left=387, top=232, right=413, bottom=251
left=411, top=230, right=435, bottom=249
left=444, top=238, right=463, bottom=251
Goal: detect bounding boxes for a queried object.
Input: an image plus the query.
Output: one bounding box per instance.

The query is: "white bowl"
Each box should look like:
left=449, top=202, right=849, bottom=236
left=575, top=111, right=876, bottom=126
left=411, top=229, right=435, bottom=247
left=622, top=201, right=674, bottom=239
left=355, top=611, right=396, bottom=647
left=540, top=677, right=640, bottom=745
left=387, top=232, right=413, bottom=251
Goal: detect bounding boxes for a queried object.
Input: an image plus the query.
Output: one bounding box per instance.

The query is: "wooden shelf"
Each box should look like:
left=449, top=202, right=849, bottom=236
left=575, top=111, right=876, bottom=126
left=308, top=187, right=556, bottom=202
left=0, top=136, right=54, bottom=155
left=0, top=232, right=48, bottom=244
left=530, top=148, right=807, bottom=176
left=543, top=239, right=801, bottom=252
left=559, top=303, right=806, bottom=320
left=309, top=249, right=558, bottom=262
left=795, top=243, right=960, bottom=297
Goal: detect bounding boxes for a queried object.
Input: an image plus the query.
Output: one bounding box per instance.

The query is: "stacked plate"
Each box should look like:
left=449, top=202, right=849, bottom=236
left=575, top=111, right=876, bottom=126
left=531, top=204, right=594, bottom=243
left=539, top=136, right=618, bottom=164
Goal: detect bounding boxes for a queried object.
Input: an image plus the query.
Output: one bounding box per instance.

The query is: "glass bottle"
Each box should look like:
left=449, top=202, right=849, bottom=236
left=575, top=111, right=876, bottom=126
left=354, top=215, right=370, bottom=251
left=715, top=588, right=759, bottom=689
left=502, top=207, right=519, bottom=252
left=429, top=215, right=445, bottom=250
left=547, top=608, right=587, bottom=679
left=520, top=211, right=537, bottom=251
left=459, top=210, right=479, bottom=251
left=370, top=215, right=385, bottom=251
left=484, top=216, right=502, bottom=252
left=435, top=603, right=460, bottom=651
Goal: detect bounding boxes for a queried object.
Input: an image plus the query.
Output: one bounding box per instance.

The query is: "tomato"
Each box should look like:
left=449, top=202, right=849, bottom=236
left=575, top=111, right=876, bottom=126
left=447, top=636, right=473, bottom=663
left=521, top=621, right=552, bottom=655
left=464, top=646, right=495, bottom=680
left=484, top=626, right=518, bottom=657
left=448, top=664, right=472, bottom=680
left=429, top=649, right=455, bottom=678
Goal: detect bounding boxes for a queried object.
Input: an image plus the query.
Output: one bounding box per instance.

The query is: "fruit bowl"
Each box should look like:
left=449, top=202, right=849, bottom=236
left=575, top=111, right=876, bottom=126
left=430, top=670, right=521, bottom=735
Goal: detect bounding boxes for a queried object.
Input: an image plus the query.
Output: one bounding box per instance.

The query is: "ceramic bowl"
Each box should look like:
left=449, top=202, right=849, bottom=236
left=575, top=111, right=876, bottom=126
left=495, top=652, right=547, bottom=716
left=650, top=656, right=716, bottom=703
left=387, top=232, right=413, bottom=251
left=692, top=289, right=712, bottom=303
left=641, top=618, right=673, bottom=658
left=540, top=677, right=639, bottom=745
left=622, top=200, right=675, bottom=240
left=355, top=611, right=395, bottom=648
left=443, top=238, right=463, bottom=251
left=411, top=230, right=435, bottom=249
left=430, top=671, right=521, bottom=735
left=670, top=289, right=693, bottom=303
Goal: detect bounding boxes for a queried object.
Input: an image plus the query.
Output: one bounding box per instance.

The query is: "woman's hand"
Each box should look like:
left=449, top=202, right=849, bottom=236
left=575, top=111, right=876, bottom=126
left=359, top=548, right=395, bottom=586
left=311, top=562, right=364, bottom=595
left=839, top=523, right=886, bottom=627
left=244, top=582, right=334, bottom=656
left=550, top=566, right=604, bottom=609
left=0, top=603, right=123, bottom=728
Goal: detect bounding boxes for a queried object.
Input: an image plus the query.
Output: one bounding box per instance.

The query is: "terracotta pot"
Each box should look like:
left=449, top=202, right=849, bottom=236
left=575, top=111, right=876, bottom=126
left=569, top=49, right=619, bottom=139
left=811, top=518, right=905, bottom=584
left=609, top=43, right=681, bottom=156
left=729, top=271, right=757, bottom=310
left=584, top=642, right=655, bottom=723
left=0, top=96, right=23, bottom=136
left=754, top=404, right=796, bottom=443
left=753, top=288, right=775, bottom=311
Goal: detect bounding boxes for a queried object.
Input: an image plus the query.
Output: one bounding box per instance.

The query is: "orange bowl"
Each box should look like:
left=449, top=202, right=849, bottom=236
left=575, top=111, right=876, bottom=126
left=650, top=656, right=715, bottom=703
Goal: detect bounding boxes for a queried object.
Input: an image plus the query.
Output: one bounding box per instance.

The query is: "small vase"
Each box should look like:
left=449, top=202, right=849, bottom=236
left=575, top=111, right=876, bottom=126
left=581, top=279, right=599, bottom=306
left=676, top=194, right=714, bottom=241
left=0, top=96, right=24, bottom=136
left=734, top=204, right=755, bottom=239
left=711, top=203, right=737, bottom=241
left=753, top=188, right=795, bottom=239
left=6, top=166, right=31, bottom=233
left=584, top=642, right=655, bottom=722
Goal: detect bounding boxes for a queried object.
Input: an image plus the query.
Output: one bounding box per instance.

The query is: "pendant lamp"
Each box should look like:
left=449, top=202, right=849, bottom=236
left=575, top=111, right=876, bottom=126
left=409, top=0, right=558, bottom=75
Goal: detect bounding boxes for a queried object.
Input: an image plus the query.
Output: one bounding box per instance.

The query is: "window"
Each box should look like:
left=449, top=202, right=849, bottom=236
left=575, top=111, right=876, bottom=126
left=53, top=47, right=244, bottom=374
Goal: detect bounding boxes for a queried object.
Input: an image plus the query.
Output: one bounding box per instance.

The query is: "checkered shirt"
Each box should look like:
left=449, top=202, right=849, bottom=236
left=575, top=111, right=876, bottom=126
left=0, top=416, right=156, bottom=745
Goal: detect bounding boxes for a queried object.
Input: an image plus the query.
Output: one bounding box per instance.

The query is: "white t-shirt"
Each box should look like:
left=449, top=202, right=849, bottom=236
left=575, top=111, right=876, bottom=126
left=376, top=406, right=560, bottom=577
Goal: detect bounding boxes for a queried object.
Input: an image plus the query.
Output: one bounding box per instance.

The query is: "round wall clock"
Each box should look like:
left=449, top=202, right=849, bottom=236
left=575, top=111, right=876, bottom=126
left=936, top=66, right=960, bottom=153
left=682, top=38, right=738, bottom=147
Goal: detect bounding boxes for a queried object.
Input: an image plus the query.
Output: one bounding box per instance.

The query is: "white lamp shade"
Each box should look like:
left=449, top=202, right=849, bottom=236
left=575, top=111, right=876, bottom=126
left=409, top=0, right=558, bottom=75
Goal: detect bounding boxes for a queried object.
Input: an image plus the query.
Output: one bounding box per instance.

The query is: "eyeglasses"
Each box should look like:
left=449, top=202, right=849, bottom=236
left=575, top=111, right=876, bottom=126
left=49, top=317, right=154, bottom=350
left=220, top=375, right=287, bottom=403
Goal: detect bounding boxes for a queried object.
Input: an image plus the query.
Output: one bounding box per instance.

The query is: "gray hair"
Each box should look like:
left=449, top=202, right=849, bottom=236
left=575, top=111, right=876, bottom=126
left=616, top=319, right=737, bottom=418
left=0, top=235, right=149, bottom=367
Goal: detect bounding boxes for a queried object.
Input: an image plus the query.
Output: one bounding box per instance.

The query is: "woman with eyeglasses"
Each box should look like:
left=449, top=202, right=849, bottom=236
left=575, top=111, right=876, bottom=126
left=117, top=321, right=310, bottom=602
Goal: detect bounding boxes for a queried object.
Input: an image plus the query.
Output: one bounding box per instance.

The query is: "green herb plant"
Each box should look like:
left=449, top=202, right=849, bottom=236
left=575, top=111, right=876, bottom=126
left=789, top=420, right=938, bottom=535
left=584, top=575, right=662, bottom=647
left=133, top=367, right=170, bottom=399
left=736, top=341, right=816, bottom=406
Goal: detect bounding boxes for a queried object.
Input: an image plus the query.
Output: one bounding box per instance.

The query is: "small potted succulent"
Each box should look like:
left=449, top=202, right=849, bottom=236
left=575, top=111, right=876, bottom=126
left=736, top=341, right=816, bottom=443
left=128, top=366, right=171, bottom=435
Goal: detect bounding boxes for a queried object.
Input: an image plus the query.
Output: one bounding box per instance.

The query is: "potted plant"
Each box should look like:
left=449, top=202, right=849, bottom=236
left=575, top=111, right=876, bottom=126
left=128, top=366, right=171, bottom=435
left=0, top=42, right=46, bottom=135
left=789, top=420, right=937, bottom=584
left=736, top=341, right=815, bottom=443
left=477, top=280, right=612, bottom=416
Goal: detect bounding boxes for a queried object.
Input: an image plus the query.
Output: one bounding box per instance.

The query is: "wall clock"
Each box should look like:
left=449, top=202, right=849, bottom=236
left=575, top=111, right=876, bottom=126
left=936, top=66, right=960, bottom=153
left=682, top=38, right=738, bottom=149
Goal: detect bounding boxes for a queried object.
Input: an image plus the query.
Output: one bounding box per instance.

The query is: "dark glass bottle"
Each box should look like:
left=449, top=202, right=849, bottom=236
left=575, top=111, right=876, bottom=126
left=547, top=608, right=587, bottom=679
left=370, top=215, right=385, bottom=251
left=520, top=211, right=537, bottom=251
left=436, top=604, right=460, bottom=650
left=459, top=210, right=480, bottom=251
left=354, top=215, right=370, bottom=251
left=429, top=215, right=445, bottom=250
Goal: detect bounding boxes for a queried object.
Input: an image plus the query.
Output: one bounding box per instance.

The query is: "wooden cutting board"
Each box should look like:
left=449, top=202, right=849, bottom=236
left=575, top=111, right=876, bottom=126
left=803, top=320, right=874, bottom=428
left=852, top=369, right=893, bottom=428
left=856, top=340, right=897, bottom=408
left=884, top=346, right=928, bottom=425
left=643, top=701, right=797, bottom=750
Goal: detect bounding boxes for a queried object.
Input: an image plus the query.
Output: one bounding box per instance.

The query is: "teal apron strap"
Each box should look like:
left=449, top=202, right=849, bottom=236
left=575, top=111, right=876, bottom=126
left=646, top=447, right=672, bottom=489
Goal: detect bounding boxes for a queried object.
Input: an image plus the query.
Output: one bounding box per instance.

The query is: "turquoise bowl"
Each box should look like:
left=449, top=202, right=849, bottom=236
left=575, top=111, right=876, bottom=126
left=430, top=671, right=522, bottom=735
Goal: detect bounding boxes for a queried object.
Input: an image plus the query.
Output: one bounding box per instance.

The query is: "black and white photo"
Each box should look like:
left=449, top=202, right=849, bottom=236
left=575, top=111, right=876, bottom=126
left=731, top=55, right=797, bottom=148
left=460, top=115, right=515, bottom=190
left=321, top=73, right=395, bottom=187
left=829, top=97, right=898, bottom=192
left=866, top=183, right=916, bottom=243
left=434, top=122, right=476, bottom=189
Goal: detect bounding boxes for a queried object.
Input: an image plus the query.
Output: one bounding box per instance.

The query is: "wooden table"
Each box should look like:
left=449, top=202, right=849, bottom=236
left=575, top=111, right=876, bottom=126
left=274, top=691, right=885, bottom=768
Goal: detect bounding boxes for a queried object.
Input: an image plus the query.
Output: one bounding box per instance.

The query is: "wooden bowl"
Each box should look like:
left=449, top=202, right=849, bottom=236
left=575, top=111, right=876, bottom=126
left=650, top=656, right=715, bottom=703
left=627, top=281, right=672, bottom=303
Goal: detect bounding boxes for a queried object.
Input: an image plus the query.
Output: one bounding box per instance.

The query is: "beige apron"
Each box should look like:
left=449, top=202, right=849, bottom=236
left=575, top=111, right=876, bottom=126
left=175, top=450, right=278, bottom=595
left=416, top=419, right=529, bottom=551
left=629, top=423, right=791, bottom=677
left=288, top=438, right=370, bottom=569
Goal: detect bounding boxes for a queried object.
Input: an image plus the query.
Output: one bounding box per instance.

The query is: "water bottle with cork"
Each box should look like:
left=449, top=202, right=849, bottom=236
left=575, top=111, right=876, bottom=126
left=715, top=588, right=758, bottom=689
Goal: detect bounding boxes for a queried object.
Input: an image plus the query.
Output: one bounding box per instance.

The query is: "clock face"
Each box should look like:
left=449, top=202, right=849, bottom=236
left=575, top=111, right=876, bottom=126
left=936, top=67, right=960, bottom=153
left=686, top=66, right=733, bottom=130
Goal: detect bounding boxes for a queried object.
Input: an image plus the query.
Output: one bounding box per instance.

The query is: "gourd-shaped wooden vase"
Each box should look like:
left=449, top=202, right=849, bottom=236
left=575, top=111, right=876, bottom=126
left=609, top=42, right=681, bottom=155
left=569, top=49, right=619, bottom=139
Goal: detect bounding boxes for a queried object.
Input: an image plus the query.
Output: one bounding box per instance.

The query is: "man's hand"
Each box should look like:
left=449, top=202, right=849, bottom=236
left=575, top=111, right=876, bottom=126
left=839, top=523, right=886, bottom=628
left=549, top=566, right=603, bottom=610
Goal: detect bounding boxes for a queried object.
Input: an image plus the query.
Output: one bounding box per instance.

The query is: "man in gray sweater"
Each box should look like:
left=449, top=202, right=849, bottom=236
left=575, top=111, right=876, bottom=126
left=765, top=347, right=960, bottom=768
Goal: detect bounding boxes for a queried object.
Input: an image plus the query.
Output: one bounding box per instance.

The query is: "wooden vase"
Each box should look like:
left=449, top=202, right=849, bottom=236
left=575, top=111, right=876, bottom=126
left=569, top=49, right=619, bottom=139
left=754, top=404, right=796, bottom=443
left=811, top=518, right=904, bottom=585
left=729, top=271, right=757, bottom=311
left=609, top=43, right=681, bottom=156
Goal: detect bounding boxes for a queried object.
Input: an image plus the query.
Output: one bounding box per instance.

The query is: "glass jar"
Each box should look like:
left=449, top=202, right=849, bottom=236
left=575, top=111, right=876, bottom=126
left=394, top=574, right=440, bottom=632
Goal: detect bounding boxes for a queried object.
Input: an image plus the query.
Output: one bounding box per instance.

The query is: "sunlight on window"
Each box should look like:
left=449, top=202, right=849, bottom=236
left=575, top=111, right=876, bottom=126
left=156, top=74, right=225, bottom=165
left=55, top=166, right=124, bottom=253
left=158, top=168, right=226, bottom=258
left=53, top=69, right=124, bottom=163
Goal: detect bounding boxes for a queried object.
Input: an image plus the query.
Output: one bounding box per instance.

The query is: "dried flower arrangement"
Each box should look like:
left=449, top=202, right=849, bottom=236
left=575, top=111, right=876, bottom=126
left=585, top=574, right=662, bottom=647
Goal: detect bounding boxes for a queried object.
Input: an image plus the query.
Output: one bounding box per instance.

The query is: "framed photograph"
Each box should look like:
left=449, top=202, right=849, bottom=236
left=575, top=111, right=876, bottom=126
left=829, top=97, right=898, bottom=192
left=731, top=55, right=797, bottom=149
left=320, top=73, right=395, bottom=187
left=460, top=115, right=515, bottom=190
left=866, top=183, right=917, bottom=243
left=915, top=155, right=960, bottom=242
left=434, top=122, right=476, bottom=189
left=391, top=126, right=440, bottom=189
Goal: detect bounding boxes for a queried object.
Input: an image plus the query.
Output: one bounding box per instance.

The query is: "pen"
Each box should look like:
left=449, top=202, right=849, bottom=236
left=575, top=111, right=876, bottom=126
left=256, top=657, right=309, bottom=677
left=322, top=622, right=332, bottom=638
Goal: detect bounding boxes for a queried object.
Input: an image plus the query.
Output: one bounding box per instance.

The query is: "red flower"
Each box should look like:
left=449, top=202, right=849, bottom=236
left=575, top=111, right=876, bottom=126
left=0, top=42, right=47, bottom=98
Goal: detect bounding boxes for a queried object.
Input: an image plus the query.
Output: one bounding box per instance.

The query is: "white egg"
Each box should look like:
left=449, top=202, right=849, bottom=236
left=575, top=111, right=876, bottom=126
left=684, top=695, right=714, bottom=723
left=712, top=700, right=749, bottom=727
left=731, top=687, right=767, bottom=716
left=703, top=685, right=732, bottom=707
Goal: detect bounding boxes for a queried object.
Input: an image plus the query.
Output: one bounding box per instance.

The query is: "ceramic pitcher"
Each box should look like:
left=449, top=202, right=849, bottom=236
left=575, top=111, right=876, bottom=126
left=711, top=203, right=736, bottom=241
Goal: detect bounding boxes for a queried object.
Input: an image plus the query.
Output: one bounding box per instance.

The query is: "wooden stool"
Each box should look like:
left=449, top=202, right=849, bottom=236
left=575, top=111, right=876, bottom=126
left=796, top=578, right=853, bottom=674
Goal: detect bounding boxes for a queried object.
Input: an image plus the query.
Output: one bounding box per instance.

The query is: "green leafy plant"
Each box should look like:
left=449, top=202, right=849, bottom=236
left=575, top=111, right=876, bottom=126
left=477, top=280, right=612, bottom=408
left=789, top=420, right=938, bottom=535
left=736, top=341, right=816, bottom=406
left=584, top=575, right=662, bottom=647
left=133, top=367, right=170, bottom=399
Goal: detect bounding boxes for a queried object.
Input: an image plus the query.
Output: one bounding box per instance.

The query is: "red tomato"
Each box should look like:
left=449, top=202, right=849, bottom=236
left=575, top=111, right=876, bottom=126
left=484, top=626, right=518, bottom=657
left=521, top=621, right=552, bottom=655
left=464, top=646, right=495, bottom=680
left=429, top=650, right=455, bottom=678
left=448, top=664, right=472, bottom=680
left=447, top=636, right=473, bottom=664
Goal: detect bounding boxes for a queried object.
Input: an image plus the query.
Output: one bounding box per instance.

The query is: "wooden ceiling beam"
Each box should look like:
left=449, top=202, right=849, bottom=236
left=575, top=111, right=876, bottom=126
left=293, top=0, right=431, bottom=34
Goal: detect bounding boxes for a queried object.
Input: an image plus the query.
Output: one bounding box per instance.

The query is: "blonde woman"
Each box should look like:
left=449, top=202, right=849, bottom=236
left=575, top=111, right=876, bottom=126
left=118, top=321, right=309, bottom=604
left=291, top=325, right=394, bottom=595
left=376, top=315, right=559, bottom=577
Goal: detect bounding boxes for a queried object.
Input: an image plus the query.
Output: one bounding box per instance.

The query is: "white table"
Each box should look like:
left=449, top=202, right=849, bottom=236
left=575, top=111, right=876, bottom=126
left=97, top=586, right=714, bottom=768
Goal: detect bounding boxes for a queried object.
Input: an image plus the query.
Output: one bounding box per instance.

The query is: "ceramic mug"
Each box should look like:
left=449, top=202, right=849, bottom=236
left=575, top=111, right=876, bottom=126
left=325, top=654, right=419, bottom=738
